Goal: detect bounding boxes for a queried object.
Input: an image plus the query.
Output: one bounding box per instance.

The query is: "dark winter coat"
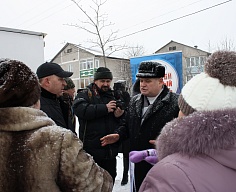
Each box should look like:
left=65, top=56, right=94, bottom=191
left=40, top=87, right=75, bottom=133
left=0, top=107, right=113, bottom=192
left=73, top=83, right=123, bottom=160
left=117, top=85, right=179, bottom=191
left=140, top=109, right=236, bottom=192
left=122, top=85, right=179, bottom=151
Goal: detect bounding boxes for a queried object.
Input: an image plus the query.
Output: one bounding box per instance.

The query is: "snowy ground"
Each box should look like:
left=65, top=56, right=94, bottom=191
left=113, top=153, right=130, bottom=192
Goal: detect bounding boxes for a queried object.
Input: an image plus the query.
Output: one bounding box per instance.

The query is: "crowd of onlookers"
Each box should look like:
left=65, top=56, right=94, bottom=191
left=0, top=50, right=236, bottom=192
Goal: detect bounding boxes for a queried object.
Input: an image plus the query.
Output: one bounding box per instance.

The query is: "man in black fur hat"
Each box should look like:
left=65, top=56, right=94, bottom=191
left=101, top=61, right=179, bottom=191
left=73, top=67, right=125, bottom=184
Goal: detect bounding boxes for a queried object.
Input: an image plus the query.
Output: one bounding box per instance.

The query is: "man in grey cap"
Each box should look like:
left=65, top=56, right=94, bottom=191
left=101, top=61, right=179, bottom=191
left=73, top=67, right=125, bottom=184
left=36, top=62, right=75, bottom=133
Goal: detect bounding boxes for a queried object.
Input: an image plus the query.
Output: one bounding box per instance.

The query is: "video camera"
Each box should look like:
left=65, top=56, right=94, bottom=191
left=113, top=81, right=130, bottom=110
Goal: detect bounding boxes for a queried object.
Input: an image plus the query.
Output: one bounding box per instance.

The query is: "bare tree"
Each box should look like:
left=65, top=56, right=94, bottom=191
left=208, top=38, right=236, bottom=52
left=124, top=44, right=145, bottom=58
left=69, top=0, right=125, bottom=67
left=217, top=37, right=235, bottom=51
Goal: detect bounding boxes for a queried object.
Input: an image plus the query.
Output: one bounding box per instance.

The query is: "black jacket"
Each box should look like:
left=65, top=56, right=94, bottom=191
left=116, top=85, right=179, bottom=191
left=118, top=85, right=179, bottom=150
left=40, top=87, right=75, bottom=133
left=73, top=83, right=123, bottom=160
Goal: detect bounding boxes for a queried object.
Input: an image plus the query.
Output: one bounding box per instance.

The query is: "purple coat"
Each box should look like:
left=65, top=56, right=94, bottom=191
left=140, top=109, right=236, bottom=192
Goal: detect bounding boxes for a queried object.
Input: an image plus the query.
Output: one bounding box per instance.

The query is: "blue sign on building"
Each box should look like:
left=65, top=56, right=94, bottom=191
left=130, top=51, right=183, bottom=93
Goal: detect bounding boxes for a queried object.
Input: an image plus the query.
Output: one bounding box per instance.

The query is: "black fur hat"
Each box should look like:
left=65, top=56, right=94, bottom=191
left=136, top=61, right=165, bottom=78
left=94, top=67, right=113, bottom=80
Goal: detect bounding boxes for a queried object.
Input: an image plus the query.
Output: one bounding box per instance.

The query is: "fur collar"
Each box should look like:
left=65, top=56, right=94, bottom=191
left=157, top=109, right=236, bottom=160
left=0, top=107, right=55, bottom=131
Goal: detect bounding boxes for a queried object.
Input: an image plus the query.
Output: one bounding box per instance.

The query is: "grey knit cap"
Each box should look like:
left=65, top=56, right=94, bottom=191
left=94, top=67, right=113, bottom=80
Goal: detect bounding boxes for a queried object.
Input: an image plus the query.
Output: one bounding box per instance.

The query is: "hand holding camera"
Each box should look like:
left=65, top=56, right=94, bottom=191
left=113, top=81, right=130, bottom=110
left=114, top=106, right=124, bottom=117
left=106, top=100, right=117, bottom=113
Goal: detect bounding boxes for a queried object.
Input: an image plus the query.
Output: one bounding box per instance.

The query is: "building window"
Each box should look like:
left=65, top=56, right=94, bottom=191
left=186, top=56, right=207, bottom=67
left=195, top=57, right=199, bottom=66
left=87, top=59, right=94, bottom=69
left=80, top=79, right=85, bottom=88
left=186, top=58, right=190, bottom=67
left=68, top=64, right=72, bottom=72
left=95, top=59, right=99, bottom=68
left=169, top=46, right=176, bottom=51
left=80, top=59, right=95, bottom=70
left=200, top=56, right=206, bottom=66
left=80, top=60, right=87, bottom=70
left=80, top=77, right=94, bottom=88
left=67, top=48, right=72, bottom=53
left=121, top=63, right=127, bottom=72
left=190, top=57, right=195, bottom=67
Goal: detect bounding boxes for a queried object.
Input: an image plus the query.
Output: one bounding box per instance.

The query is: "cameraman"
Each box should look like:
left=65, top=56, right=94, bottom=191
left=73, top=67, right=125, bottom=184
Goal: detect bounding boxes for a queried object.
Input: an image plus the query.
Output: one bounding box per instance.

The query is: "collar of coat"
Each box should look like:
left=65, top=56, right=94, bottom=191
left=132, top=85, right=174, bottom=118
left=41, top=87, right=58, bottom=100
left=157, top=109, right=236, bottom=161
left=0, top=107, right=55, bottom=131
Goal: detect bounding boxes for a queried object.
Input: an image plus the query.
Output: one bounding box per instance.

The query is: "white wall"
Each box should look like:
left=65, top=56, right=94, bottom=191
left=0, top=28, right=45, bottom=72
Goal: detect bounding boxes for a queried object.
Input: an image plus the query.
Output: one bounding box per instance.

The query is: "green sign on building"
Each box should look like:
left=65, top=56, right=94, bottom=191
left=80, top=69, right=96, bottom=77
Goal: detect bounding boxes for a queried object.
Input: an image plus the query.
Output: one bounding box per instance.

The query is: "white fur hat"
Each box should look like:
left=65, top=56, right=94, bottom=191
left=178, top=50, right=236, bottom=115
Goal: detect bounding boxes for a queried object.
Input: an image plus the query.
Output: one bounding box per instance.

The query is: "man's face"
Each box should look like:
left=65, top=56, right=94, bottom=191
left=47, top=75, right=67, bottom=97
left=139, top=77, right=164, bottom=97
left=94, top=79, right=112, bottom=92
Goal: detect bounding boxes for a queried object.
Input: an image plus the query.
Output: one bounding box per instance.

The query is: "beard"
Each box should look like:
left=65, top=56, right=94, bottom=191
left=101, top=86, right=109, bottom=92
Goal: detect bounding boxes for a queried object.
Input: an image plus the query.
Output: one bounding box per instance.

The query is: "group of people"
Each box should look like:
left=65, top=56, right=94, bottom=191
left=0, top=50, right=236, bottom=192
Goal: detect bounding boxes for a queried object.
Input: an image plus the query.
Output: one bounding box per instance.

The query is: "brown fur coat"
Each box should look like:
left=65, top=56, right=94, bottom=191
left=0, top=107, right=112, bottom=192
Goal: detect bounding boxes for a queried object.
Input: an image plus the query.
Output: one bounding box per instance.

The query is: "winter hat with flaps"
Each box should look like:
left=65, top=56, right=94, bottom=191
left=94, top=67, right=113, bottom=80
left=0, top=59, right=41, bottom=108
left=178, top=50, right=236, bottom=116
left=136, top=61, right=165, bottom=78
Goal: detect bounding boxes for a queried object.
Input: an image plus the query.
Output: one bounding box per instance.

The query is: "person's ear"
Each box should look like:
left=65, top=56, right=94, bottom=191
left=44, top=77, right=52, bottom=86
left=159, top=77, right=164, bottom=83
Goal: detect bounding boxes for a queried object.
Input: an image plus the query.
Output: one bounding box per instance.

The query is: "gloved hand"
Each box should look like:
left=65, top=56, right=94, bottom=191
left=129, top=150, right=148, bottom=163
left=145, top=155, right=158, bottom=165
left=129, top=149, right=158, bottom=164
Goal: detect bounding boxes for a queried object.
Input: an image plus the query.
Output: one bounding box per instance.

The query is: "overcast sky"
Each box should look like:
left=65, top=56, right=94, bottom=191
left=1, top=0, right=235, bottom=61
